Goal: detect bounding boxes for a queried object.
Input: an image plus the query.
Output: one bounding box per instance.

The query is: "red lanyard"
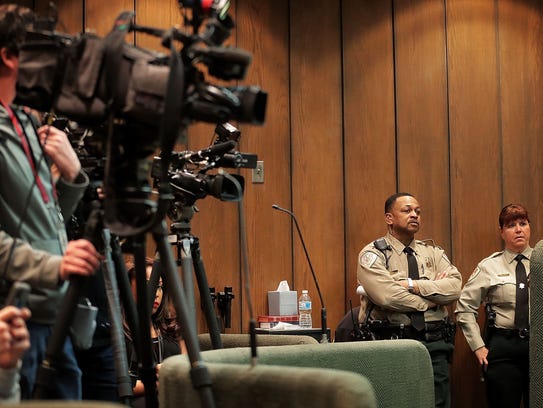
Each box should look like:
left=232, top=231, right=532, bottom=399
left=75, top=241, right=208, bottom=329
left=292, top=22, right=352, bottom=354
left=1, top=102, right=54, bottom=204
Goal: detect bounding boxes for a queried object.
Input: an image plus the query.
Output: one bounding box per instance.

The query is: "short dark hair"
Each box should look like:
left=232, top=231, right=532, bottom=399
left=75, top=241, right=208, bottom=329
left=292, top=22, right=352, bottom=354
left=384, top=192, right=414, bottom=213
left=499, top=203, right=529, bottom=228
left=0, top=4, right=33, bottom=57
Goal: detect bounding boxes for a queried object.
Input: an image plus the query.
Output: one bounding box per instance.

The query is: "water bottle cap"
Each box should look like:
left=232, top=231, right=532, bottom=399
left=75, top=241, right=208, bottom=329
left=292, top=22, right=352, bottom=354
left=302, top=289, right=308, bottom=294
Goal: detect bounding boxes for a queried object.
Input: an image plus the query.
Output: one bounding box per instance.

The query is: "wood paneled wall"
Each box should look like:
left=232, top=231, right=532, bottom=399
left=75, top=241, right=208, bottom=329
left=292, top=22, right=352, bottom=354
left=23, top=1, right=543, bottom=407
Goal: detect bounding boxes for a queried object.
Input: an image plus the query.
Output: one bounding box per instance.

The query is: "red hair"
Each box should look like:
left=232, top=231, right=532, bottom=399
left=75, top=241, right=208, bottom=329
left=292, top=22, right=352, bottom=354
left=499, top=204, right=529, bottom=228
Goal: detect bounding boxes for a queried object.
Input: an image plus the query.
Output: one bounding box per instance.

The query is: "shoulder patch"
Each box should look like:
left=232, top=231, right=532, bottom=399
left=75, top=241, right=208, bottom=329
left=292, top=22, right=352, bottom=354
left=360, top=252, right=378, bottom=268
left=418, top=239, right=436, bottom=247
left=467, top=267, right=481, bottom=282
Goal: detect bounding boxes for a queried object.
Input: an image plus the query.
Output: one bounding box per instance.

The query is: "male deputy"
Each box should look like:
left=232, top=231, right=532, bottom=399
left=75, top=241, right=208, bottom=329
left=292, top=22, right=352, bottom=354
left=357, top=192, right=462, bottom=408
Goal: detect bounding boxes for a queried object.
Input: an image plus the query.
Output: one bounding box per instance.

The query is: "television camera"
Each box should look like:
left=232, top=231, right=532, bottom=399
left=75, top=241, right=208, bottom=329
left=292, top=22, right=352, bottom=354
left=15, top=1, right=267, bottom=237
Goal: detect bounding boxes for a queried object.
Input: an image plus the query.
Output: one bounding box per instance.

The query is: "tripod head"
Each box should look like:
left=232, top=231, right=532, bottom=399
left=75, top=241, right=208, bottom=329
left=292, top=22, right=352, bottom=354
left=168, top=200, right=199, bottom=225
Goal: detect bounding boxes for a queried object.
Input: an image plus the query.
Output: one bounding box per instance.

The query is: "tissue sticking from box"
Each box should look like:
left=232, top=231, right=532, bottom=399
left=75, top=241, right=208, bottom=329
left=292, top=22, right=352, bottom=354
left=277, top=280, right=290, bottom=291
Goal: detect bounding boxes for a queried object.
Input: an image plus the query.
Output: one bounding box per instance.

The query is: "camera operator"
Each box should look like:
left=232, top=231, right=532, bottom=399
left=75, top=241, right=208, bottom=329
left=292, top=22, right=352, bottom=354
left=0, top=4, right=101, bottom=399
left=0, top=230, right=96, bottom=402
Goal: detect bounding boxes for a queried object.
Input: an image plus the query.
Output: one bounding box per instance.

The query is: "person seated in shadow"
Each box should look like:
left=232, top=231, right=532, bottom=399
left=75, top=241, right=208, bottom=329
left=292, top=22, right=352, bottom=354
left=124, top=256, right=184, bottom=408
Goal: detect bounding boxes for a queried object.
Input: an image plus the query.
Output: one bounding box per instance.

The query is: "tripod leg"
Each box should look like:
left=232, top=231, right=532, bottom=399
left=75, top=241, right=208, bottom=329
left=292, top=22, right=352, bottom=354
left=112, top=238, right=141, bottom=360
left=179, top=236, right=197, bottom=334
left=192, top=237, right=223, bottom=349
left=100, top=229, right=134, bottom=405
left=152, top=220, right=215, bottom=408
left=132, top=236, right=159, bottom=408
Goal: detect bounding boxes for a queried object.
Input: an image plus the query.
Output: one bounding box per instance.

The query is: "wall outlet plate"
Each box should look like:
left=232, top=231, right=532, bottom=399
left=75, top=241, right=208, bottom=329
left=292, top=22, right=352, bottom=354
left=252, top=160, right=264, bottom=183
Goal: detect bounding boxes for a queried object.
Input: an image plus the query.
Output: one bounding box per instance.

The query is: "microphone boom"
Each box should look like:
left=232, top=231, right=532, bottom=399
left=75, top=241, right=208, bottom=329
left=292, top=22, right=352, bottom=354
left=272, top=204, right=328, bottom=343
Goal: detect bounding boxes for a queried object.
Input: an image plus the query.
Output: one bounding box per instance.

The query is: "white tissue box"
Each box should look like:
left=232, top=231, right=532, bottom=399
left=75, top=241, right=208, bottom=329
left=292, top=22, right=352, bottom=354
left=268, top=291, right=298, bottom=316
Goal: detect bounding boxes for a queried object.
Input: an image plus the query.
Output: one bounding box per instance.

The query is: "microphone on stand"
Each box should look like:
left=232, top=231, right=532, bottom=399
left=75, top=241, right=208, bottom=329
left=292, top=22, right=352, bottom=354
left=272, top=204, right=328, bottom=343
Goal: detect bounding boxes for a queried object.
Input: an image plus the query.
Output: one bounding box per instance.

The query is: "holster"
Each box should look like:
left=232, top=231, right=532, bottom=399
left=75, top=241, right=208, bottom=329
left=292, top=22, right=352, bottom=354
left=482, top=304, right=496, bottom=344
left=360, top=318, right=456, bottom=343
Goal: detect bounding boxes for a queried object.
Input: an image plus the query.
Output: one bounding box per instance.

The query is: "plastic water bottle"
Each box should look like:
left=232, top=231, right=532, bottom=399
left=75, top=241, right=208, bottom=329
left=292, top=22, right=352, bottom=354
left=298, top=290, right=312, bottom=328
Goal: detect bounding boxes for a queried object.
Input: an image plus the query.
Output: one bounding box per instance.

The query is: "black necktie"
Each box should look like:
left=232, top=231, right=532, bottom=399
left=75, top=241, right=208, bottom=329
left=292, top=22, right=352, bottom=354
left=404, top=247, right=425, bottom=331
left=514, top=254, right=529, bottom=330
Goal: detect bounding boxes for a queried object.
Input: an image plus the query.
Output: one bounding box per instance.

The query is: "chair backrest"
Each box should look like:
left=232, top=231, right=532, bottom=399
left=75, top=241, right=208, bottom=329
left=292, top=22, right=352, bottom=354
left=193, top=339, right=434, bottom=408
left=15, top=402, right=126, bottom=408
left=198, top=332, right=318, bottom=351
left=159, top=360, right=377, bottom=408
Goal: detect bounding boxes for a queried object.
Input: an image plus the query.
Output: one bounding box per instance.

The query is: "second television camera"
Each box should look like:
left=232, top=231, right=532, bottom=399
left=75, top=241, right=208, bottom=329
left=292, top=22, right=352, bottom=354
left=153, top=122, right=257, bottom=213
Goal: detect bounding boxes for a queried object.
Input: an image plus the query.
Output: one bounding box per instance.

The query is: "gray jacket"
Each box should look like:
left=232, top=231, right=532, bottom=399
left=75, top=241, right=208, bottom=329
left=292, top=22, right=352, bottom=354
left=0, top=105, right=88, bottom=323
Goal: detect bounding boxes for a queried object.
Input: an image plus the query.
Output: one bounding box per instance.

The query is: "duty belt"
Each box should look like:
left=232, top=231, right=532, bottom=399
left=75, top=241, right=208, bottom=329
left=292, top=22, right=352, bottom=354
left=362, top=320, right=451, bottom=342
left=492, top=327, right=529, bottom=339
left=402, top=325, right=445, bottom=342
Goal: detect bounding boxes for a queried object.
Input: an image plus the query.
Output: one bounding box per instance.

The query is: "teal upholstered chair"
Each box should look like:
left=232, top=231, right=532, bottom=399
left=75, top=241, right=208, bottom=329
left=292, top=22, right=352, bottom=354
left=15, top=402, right=126, bottom=408
left=159, top=360, right=377, bottom=408
left=191, top=339, right=434, bottom=408
left=198, top=332, right=318, bottom=351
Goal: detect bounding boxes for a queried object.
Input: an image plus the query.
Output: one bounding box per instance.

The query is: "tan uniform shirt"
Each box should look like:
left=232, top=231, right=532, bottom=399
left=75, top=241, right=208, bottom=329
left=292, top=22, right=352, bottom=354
left=357, top=232, right=462, bottom=325
left=455, top=247, right=532, bottom=352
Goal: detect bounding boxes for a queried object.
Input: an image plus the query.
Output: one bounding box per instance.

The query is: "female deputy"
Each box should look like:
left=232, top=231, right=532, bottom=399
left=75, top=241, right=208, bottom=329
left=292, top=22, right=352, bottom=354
left=455, top=204, right=531, bottom=408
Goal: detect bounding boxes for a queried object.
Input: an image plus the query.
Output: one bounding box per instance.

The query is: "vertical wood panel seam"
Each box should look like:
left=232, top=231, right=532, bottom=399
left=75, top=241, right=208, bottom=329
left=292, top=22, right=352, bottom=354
left=391, top=0, right=399, bottom=191
left=339, top=0, right=348, bottom=312
left=287, top=0, right=295, bottom=289
left=239, top=0, right=246, bottom=333
left=132, top=0, right=137, bottom=46
left=234, top=1, right=244, bottom=333
left=443, top=0, right=454, bottom=260
left=495, top=0, right=504, bottom=208
left=235, top=1, right=246, bottom=332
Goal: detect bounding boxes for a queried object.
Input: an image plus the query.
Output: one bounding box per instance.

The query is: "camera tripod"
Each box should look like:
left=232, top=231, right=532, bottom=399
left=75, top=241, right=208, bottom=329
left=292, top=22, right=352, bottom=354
left=33, top=204, right=216, bottom=408
left=168, top=202, right=223, bottom=350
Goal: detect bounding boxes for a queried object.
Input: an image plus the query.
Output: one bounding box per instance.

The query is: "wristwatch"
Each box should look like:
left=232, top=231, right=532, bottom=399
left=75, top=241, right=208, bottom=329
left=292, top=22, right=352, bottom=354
left=407, top=278, right=415, bottom=293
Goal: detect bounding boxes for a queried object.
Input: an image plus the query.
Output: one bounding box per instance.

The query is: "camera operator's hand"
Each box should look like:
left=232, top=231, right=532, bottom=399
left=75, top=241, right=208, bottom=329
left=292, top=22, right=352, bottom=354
left=59, top=239, right=101, bottom=281
left=37, top=125, right=81, bottom=183
left=0, top=306, right=31, bottom=369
